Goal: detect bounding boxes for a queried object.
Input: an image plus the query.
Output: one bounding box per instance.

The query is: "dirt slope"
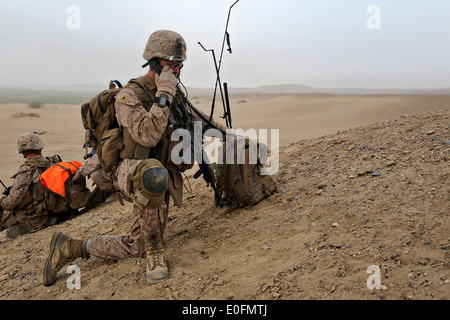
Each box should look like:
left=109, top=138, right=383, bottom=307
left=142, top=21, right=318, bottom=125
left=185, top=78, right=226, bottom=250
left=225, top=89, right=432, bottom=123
left=0, top=110, right=448, bottom=300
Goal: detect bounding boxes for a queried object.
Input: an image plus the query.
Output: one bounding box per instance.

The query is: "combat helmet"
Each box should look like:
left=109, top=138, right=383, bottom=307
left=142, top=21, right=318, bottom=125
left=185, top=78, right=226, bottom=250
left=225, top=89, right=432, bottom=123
left=142, top=30, right=187, bottom=67
left=17, top=132, right=44, bottom=154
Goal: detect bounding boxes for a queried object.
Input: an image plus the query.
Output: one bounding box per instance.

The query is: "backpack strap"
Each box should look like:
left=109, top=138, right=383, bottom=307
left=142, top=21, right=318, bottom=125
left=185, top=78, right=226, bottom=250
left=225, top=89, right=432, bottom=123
left=23, top=157, right=51, bottom=171
left=125, top=75, right=156, bottom=111
left=122, top=75, right=157, bottom=159
left=54, top=161, right=79, bottom=178
left=97, top=90, right=108, bottom=114
left=110, top=80, right=123, bottom=89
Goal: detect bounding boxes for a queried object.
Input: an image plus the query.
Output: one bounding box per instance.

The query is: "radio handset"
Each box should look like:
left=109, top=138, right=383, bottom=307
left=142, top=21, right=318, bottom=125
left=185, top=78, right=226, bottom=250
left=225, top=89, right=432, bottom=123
left=149, top=59, right=163, bottom=75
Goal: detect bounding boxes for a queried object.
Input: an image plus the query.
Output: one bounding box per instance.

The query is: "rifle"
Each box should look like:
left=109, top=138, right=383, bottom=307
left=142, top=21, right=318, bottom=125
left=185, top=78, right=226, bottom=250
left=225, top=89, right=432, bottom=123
left=175, top=89, right=224, bottom=208
left=83, top=141, right=96, bottom=160
left=1, top=179, right=11, bottom=196
left=193, top=151, right=223, bottom=208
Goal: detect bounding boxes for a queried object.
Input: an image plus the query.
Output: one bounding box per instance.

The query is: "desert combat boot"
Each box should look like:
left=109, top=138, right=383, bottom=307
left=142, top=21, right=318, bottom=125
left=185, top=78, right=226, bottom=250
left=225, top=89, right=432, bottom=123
left=145, top=230, right=168, bottom=284
left=43, top=231, right=88, bottom=286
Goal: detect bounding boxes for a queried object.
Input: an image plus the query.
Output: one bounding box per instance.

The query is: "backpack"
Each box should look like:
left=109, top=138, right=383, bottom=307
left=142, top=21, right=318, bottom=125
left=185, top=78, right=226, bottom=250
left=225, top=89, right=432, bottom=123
left=40, top=161, right=91, bottom=213
left=214, top=139, right=277, bottom=209
left=17, top=156, right=90, bottom=214
left=81, top=80, right=123, bottom=173
left=81, top=77, right=195, bottom=173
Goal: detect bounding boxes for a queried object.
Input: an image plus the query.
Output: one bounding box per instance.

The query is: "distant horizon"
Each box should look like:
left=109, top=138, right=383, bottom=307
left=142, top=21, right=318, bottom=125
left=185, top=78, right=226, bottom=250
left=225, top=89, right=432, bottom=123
left=1, top=82, right=450, bottom=92
left=1, top=82, right=449, bottom=106
left=1, top=1, right=449, bottom=91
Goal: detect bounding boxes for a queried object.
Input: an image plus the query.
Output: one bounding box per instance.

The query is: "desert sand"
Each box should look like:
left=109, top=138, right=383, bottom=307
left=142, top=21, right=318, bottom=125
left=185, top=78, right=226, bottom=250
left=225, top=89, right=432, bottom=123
left=1, top=93, right=448, bottom=181
left=0, top=93, right=449, bottom=302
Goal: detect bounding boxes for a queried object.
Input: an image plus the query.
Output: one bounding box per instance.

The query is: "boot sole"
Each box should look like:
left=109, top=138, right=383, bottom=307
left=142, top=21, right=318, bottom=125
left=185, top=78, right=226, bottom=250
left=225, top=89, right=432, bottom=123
left=4, top=226, right=30, bottom=239
left=43, top=231, right=64, bottom=286
left=146, top=270, right=169, bottom=285
left=145, top=259, right=168, bottom=284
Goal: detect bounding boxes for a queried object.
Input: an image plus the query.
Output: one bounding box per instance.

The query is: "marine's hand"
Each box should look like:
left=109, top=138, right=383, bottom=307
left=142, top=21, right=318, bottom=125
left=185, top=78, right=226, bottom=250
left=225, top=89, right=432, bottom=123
left=155, top=66, right=177, bottom=101
left=72, top=170, right=83, bottom=183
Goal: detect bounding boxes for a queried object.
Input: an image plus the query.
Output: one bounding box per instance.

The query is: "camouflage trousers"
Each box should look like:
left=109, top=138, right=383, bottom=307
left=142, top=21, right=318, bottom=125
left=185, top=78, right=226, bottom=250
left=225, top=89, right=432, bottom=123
left=1, top=198, right=49, bottom=232
left=87, top=159, right=170, bottom=260
left=79, top=154, right=114, bottom=192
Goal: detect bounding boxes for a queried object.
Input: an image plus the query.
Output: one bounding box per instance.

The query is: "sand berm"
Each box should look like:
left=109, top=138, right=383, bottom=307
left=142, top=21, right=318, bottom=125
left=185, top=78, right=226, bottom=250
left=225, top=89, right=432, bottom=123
left=0, top=94, right=448, bottom=300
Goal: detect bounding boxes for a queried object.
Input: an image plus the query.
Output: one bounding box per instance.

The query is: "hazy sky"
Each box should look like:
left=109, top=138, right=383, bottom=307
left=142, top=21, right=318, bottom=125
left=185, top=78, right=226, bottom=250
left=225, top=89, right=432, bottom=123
left=0, top=0, right=449, bottom=90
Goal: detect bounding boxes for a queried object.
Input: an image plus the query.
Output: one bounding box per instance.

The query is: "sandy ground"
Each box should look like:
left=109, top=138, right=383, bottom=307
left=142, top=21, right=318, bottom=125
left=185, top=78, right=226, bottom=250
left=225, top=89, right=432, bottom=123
left=0, top=93, right=449, bottom=301
left=1, top=93, right=448, bottom=181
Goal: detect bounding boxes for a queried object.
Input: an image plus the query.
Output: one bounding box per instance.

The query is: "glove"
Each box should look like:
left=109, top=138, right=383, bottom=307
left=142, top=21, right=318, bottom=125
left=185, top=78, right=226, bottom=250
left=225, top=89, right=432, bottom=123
left=71, top=170, right=83, bottom=183
left=155, top=66, right=178, bottom=102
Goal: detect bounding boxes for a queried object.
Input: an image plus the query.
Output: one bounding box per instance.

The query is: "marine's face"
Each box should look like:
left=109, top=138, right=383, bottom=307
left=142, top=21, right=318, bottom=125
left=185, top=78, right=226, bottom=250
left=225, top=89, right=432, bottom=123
left=160, top=59, right=183, bottom=78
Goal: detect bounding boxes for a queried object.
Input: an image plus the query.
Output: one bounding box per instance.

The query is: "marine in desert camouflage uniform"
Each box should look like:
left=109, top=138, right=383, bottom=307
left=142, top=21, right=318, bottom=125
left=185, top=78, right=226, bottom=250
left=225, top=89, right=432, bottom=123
left=0, top=133, right=64, bottom=236
left=43, top=30, right=227, bottom=286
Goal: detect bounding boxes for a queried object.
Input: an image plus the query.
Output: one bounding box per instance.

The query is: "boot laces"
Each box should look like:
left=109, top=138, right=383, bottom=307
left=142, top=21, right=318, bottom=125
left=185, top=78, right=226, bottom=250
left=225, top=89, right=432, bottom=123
left=150, top=236, right=164, bottom=268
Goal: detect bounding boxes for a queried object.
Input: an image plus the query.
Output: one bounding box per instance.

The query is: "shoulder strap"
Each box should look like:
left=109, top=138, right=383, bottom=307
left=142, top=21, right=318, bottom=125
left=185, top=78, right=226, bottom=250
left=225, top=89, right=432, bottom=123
left=97, top=90, right=108, bottom=114
left=46, top=154, right=63, bottom=164
left=23, top=157, right=51, bottom=170
left=125, top=75, right=156, bottom=111
left=110, top=80, right=123, bottom=89
left=54, top=162, right=79, bottom=178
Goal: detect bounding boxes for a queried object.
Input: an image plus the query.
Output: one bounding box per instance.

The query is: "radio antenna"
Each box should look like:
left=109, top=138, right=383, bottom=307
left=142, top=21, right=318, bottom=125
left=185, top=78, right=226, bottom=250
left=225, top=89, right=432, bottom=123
left=198, top=0, right=239, bottom=128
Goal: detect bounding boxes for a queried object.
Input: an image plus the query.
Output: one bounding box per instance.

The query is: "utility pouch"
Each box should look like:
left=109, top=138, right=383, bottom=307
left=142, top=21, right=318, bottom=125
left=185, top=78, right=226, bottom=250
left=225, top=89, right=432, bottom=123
left=99, top=127, right=123, bottom=173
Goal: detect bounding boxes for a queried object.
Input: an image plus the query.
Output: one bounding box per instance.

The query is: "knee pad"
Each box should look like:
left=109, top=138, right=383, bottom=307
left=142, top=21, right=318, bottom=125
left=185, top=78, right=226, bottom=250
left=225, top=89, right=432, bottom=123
left=132, top=159, right=168, bottom=208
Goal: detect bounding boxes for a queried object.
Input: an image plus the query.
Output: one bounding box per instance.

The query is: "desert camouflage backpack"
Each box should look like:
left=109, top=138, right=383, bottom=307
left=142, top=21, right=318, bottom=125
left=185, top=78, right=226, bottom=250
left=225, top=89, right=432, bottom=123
left=18, top=155, right=91, bottom=214
left=81, top=77, right=164, bottom=173
left=40, top=161, right=91, bottom=213
left=214, top=139, right=277, bottom=209
left=81, top=80, right=123, bottom=173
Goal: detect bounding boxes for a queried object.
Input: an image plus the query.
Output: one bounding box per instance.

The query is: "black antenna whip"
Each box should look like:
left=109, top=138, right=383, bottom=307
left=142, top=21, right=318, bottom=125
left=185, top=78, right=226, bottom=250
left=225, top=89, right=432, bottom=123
left=198, top=0, right=239, bottom=128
